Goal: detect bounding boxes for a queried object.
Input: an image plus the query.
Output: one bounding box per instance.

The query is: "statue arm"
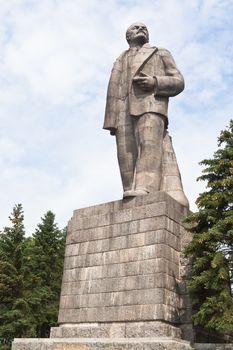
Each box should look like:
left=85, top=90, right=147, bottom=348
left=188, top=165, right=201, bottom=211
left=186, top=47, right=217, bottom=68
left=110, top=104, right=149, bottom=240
left=155, top=49, right=184, bottom=97
left=103, top=54, right=124, bottom=135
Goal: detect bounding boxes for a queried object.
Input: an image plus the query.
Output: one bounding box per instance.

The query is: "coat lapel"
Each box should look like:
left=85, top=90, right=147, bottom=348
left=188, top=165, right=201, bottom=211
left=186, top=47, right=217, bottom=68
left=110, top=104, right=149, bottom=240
left=132, top=44, right=158, bottom=77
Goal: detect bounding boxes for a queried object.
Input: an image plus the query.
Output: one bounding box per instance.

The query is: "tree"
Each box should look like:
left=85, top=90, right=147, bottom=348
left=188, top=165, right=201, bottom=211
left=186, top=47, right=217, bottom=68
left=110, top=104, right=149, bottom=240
left=0, top=206, right=66, bottom=348
left=0, top=204, right=33, bottom=350
left=25, top=211, right=65, bottom=337
left=184, top=120, right=233, bottom=338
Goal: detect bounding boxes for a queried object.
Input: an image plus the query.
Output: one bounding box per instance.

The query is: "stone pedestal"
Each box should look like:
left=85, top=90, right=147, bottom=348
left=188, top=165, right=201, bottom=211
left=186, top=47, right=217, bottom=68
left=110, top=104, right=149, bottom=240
left=12, top=337, right=193, bottom=349
left=12, top=192, right=194, bottom=350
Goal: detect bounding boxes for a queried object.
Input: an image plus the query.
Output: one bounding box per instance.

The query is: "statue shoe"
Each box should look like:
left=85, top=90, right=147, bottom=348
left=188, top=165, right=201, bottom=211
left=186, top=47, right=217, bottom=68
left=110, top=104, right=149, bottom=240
left=134, top=188, right=149, bottom=196
left=123, top=188, right=149, bottom=198
left=123, top=190, right=137, bottom=198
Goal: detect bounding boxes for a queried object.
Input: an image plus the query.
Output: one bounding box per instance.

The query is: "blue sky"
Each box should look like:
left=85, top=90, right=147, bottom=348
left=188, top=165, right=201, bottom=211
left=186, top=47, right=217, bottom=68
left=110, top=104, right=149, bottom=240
left=0, top=0, right=233, bottom=233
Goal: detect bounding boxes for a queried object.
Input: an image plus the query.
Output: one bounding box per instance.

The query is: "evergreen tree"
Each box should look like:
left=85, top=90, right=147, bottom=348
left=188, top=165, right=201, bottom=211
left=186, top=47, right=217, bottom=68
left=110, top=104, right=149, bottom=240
left=0, top=204, right=33, bottom=350
left=25, top=211, right=65, bottom=337
left=185, top=120, right=233, bottom=337
left=0, top=206, right=66, bottom=348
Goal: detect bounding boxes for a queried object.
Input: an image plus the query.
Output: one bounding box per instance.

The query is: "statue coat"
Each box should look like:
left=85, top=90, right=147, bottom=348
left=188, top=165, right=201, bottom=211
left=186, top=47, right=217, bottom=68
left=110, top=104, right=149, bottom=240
left=103, top=43, right=184, bottom=133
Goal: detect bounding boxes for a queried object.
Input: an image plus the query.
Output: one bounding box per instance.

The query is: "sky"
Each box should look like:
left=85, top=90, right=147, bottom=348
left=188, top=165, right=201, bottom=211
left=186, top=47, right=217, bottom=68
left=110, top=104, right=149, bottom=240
left=0, top=0, right=233, bottom=234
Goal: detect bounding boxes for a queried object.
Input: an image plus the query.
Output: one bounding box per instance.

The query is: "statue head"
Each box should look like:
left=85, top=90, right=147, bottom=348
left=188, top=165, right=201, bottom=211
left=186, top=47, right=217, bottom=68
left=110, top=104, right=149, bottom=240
left=126, top=22, right=149, bottom=46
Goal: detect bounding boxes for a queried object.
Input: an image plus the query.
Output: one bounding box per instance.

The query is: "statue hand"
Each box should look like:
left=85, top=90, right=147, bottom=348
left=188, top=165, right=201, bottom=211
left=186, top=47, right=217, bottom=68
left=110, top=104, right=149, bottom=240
left=133, top=72, right=156, bottom=91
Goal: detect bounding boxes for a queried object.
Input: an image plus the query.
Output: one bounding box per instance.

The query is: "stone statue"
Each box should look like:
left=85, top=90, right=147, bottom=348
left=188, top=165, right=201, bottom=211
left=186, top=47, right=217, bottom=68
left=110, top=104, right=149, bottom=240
left=103, top=22, right=188, bottom=207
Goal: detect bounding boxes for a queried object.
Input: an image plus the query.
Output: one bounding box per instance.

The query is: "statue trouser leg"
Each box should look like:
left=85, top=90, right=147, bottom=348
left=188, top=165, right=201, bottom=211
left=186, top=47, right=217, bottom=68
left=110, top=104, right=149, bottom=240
left=115, top=115, right=137, bottom=192
left=116, top=112, right=189, bottom=206
left=133, top=113, right=165, bottom=193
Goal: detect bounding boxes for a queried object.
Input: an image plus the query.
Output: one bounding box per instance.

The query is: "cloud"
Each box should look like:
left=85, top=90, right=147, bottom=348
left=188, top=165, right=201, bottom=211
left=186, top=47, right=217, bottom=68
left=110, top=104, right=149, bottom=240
left=0, top=0, right=232, bottom=233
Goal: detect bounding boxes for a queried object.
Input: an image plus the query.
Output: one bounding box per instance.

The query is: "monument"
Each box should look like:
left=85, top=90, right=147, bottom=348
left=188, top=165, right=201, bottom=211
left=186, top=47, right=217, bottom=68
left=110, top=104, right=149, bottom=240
left=12, top=23, right=195, bottom=350
left=103, top=22, right=189, bottom=208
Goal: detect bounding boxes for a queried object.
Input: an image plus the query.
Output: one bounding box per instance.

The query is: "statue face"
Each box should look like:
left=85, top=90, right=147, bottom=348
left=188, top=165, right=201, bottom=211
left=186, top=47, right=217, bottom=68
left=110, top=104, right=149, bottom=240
left=126, top=22, right=149, bottom=45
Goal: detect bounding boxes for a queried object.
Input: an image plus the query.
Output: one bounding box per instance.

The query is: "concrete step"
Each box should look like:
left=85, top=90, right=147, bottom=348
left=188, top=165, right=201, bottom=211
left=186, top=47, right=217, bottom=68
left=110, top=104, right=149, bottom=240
left=12, top=337, right=193, bottom=349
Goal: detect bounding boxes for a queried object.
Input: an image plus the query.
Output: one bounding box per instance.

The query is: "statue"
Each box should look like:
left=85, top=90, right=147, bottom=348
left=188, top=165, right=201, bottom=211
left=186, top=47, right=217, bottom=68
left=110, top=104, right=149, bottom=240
left=103, top=22, right=189, bottom=207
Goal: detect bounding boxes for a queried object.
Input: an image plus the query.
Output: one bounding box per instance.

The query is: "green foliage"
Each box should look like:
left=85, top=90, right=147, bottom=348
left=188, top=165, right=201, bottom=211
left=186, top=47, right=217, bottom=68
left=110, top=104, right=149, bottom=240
left=184, top=120, right=233, bottom=337
left=0, top=204, right=32, bottom=350
left=25, top=211, right=65, bottom=337
left=0, top=206, right=65, bottom=349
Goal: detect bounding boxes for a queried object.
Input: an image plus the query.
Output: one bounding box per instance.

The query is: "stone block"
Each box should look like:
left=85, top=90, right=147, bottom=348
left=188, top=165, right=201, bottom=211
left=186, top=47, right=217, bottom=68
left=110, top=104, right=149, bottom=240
left=71, top=202, right=168, bottom=231
left=58, top=192, right=190, bottom=327
left=65, top=229, right=180, bottom=258
left=60, top=273, right=179, bottom=296
left=67, top=220, right=140, bottom=245
left=71, top=191, right=187, bottom=219
left=63, top=243, right=179, bottom=270
left=50, top=321, right=182, bottom=339
left=59, top=288, right=180, bottom=309
left=58, top=303, right=179, bottom=324
left=12, top=337, right=194, bottom=350
left=62, top=257, right=179, bottom=284
left=194, top=345, right=233, bottom=350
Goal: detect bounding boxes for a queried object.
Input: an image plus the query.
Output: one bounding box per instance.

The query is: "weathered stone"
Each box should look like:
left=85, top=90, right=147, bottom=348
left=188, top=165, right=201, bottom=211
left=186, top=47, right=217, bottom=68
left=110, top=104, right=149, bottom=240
left=50, top=321, right=182, bottom=339
left=65, top=229, right=179, bottom=257
left=67, top=216, right=165, bottom=245
left=12, top=338, right=233, bottom=350
left=59, top=288, right=180, bottom=309
left=103, top=23, right=188, bottom=208
left=62, top=258, right=179, bottom=282
left=57, top=191, right=190, bottom=329
left=71, top=192, right=186, bottom=219
left=194, top=345, right=233, bottom=350
left=64, top=243, right=179, bottom=270
left=60, top=273, right=179, bottom=296
left=58, top=303, right=180, bottom=324
left=12, top=337, right=194, bottom=350
left=71, top=202, right=169, bottom=231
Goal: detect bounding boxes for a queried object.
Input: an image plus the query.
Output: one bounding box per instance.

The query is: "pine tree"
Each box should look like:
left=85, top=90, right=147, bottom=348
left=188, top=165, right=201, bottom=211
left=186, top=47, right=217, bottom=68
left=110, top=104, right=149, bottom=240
left=0, top=207, right=66, bottom=348
left=25, top=211, right=65, bottom=337
left=184, top=120, right=233, bottom=338
left=0, top=204, right=33, bottom=350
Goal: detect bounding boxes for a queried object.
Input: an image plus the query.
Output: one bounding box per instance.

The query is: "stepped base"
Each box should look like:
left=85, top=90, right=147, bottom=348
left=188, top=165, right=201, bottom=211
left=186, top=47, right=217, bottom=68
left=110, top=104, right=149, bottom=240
left=12, top=337, right=193, bottom=350
left=195, top=345, right=233, bottom=349
left=50, top=321, right=181, bottom=338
